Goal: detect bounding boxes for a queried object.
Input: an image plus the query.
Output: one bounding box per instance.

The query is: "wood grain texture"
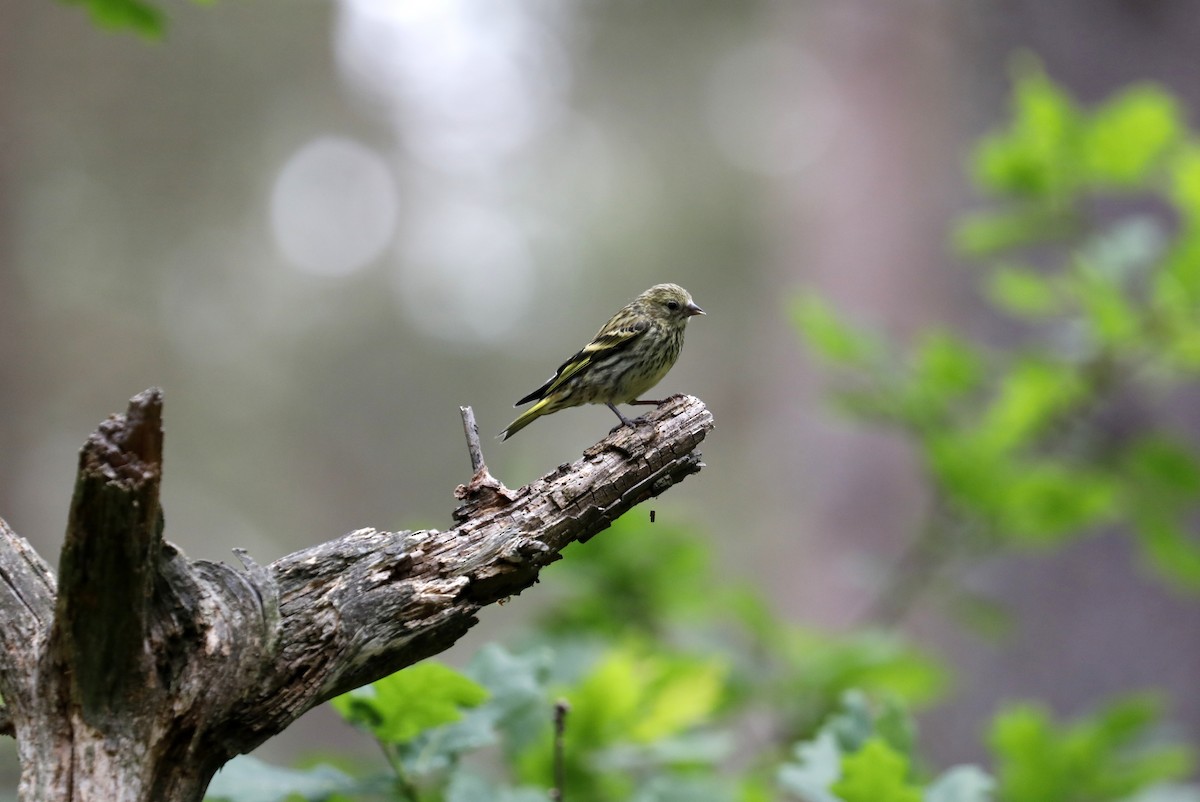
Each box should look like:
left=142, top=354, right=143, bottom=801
left=0, top=390, right=713, bottom=802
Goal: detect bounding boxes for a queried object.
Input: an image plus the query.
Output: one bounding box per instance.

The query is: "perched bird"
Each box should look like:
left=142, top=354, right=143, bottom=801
left=500, top=283, right=705, bottom=440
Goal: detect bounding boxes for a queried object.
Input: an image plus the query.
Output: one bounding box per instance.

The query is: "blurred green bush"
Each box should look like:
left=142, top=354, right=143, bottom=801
left=205, top=63, right=1200, bottom=802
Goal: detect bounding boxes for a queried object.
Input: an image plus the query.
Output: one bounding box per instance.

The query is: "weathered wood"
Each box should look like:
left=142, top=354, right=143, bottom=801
left=0, top=390, right=713, bottom=802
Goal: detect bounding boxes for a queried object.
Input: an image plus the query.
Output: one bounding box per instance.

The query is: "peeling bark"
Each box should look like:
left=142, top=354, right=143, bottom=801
left=0, top=389, right=714, bottom=802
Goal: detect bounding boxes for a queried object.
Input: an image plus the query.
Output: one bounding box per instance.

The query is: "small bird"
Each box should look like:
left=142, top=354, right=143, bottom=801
left=500, top=283, right=705, bottom=440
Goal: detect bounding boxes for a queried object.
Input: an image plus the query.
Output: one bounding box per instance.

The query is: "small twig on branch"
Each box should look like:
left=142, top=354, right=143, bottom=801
left=454, top=405, right=515, bottom=519
left=459, top=405, right=486, bottom=475
left=550, top=698, right=570, bottom=802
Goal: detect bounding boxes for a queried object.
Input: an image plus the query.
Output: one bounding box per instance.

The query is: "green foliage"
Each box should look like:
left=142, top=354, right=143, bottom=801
left=539, top=515, right=948, bottom=741
left=767, top=629, right=948, bottom=739
left=778, top=692, right=993, bottom=802
left=774, top=692, right=1194, bottom=802
left=991, top=695, right=1194, bottom=802
left=973, top=60, right=1081, bottom=200
left=797, top=59, right=1200, bottom=603
left=57, top=0, right=215, bottom=38
left=925, top=766, right=998, bottom=802
left=207, top=511, right=1198, bottom=802
left=792, top=296, right=884, bottom=368
left=1122, top=438, right=1200, bottom=592
left=206, top=756, right=362, bottom=802
left=986, top=265, right=1060, bottom=317
left=831, top=739, right=922, bottom=802
left=536, top=515, right=715, bottom=637
left=512, top=644, right=730, bottom=802
left=208, top=64, right=1200, bottom=802
left=58, top=0, right=165, bottom=38
left=1082, top=86, right=1182, bottom=185
left=970, top=57, right=1182, bottom=201
left=332, top=663, right=489, bottom=744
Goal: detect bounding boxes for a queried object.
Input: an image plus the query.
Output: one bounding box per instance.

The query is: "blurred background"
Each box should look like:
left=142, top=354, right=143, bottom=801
left=3, top=0, right=1200, bottom=789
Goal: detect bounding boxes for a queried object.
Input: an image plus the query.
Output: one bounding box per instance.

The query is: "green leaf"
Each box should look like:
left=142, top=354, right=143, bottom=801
left=465, top=645, right=554, bottom=752
left=777, top=730, right=842, bottom=802
left=902, top=332, right=984, bottom=418
left=792, top=295, right=882, bottom=366
left=1159, top=226, right=1200, bottom=313
left=990, top=704, right=1073, bottom=802
left=1124, top=438, right=1200, bottom=503
left=1082, top=85, right=1182, bottom=185
left=631, top=658, right=726, bottom=742
left=444, top=772, right=548, bottom=802
left=1133, top=512, right=1200, bottom=593
left=1170, top=143, right=1200, bottom=227
left=926, top=439, right=1118, bottom=543
left=564, top=648, right=642, bottom=745
left=991, top=696, right=1194, bottom=802
left=739, top=776, right=777, bottom=802
left=1151, top=241, right=1200, bottom=364
left=778, top=693, right=930, bottom=801
left=978, top=358, right=1087, bottom=452
left=971, top=60, right=1081, bottom=198
left=824, top=689, right=879, bottom=752
left=924, top=765, right=996, bottom=802
left=924, top=433, right=1011, bottom=518
left=1123, top=785, right=1200, bottom=802
left=821, top=691, right=917, bottom=757
left=831, top=738, right=922, bottom=802
left=512, top=643, right=730, bottom=799
left=204, top=755, right=359, bottom=802
left=987, top=266, right=1060, bottom=316
left=1071, top=257, right=1141, bottom=346
left=330, top=662, right=489, bottom=744
left=574, top=648, right=725, bottom=744
left=541, top=512, right=715, bottom=637
left=1000, top=461, right=1118, bottom=542
left=1120, top=438, right=1200, bottom=591
left=58, top=0, right=165, bottom=38
left=599, top=731, right=735, bottom=769
left=629, top=775, right=737, bottom=802
left=782, top=632, right=949, bottom=710
left=953, top=208, right=1074, bottom=258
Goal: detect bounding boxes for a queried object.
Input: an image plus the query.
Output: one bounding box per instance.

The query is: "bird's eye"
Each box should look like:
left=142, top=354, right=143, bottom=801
left=666, top=300, right=681, bottom=311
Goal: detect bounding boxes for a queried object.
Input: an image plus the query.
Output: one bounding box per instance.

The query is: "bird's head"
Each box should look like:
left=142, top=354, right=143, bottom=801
left=641, top=283, right=705, bottom=323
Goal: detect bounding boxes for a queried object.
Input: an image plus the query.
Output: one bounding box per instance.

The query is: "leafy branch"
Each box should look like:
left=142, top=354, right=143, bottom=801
left=796, top=59, right=1200, bottom=626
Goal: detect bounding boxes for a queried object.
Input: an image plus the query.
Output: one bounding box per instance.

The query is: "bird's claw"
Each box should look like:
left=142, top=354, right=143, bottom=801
left=609, top=416, right=657, bottom=439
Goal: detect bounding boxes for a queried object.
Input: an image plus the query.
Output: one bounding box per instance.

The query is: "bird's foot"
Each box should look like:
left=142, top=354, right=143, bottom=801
left=604, top=401, right=659, bottom=443
left=608, top=415, right=657, bottom=439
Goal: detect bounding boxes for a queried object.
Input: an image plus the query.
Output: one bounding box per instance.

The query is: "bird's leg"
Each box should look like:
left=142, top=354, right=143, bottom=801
left=606, top=402, right=657, bottom=438
left=605, top=402, right=637, bottom=427
left=627, top=399, right=665, bottom=406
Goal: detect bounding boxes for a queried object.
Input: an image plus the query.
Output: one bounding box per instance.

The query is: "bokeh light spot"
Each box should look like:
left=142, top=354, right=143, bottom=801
left=270, top=136, right=399, bottom=276
left=334, top=0, right=570, bottom=174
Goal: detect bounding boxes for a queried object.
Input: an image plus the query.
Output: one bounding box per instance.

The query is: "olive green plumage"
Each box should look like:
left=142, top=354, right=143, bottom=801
left=500, top=283, right=705, bottom=440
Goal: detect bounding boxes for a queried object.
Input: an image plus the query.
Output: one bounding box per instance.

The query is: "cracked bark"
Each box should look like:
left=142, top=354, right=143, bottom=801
left=0, top=388, right=714, bottom=802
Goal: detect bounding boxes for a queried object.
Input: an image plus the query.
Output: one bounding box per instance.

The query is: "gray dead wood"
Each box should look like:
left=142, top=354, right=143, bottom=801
left=0, top=389, right=713, bottom=802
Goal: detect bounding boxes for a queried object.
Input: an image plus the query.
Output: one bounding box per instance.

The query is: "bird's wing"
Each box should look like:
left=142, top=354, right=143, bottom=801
left=515, top=318, right=649, bottom=405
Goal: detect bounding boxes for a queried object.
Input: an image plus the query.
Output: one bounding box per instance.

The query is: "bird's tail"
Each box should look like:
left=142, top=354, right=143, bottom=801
left=498, top=396, right=555, bottom=440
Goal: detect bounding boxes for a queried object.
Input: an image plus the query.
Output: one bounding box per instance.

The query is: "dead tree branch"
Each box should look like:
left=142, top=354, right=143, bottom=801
left=0, top=389, right=713, bottom=802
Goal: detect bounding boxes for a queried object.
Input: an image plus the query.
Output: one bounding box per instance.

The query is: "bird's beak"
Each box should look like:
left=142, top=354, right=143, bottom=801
left=686, top=302, right=705, bottom=316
